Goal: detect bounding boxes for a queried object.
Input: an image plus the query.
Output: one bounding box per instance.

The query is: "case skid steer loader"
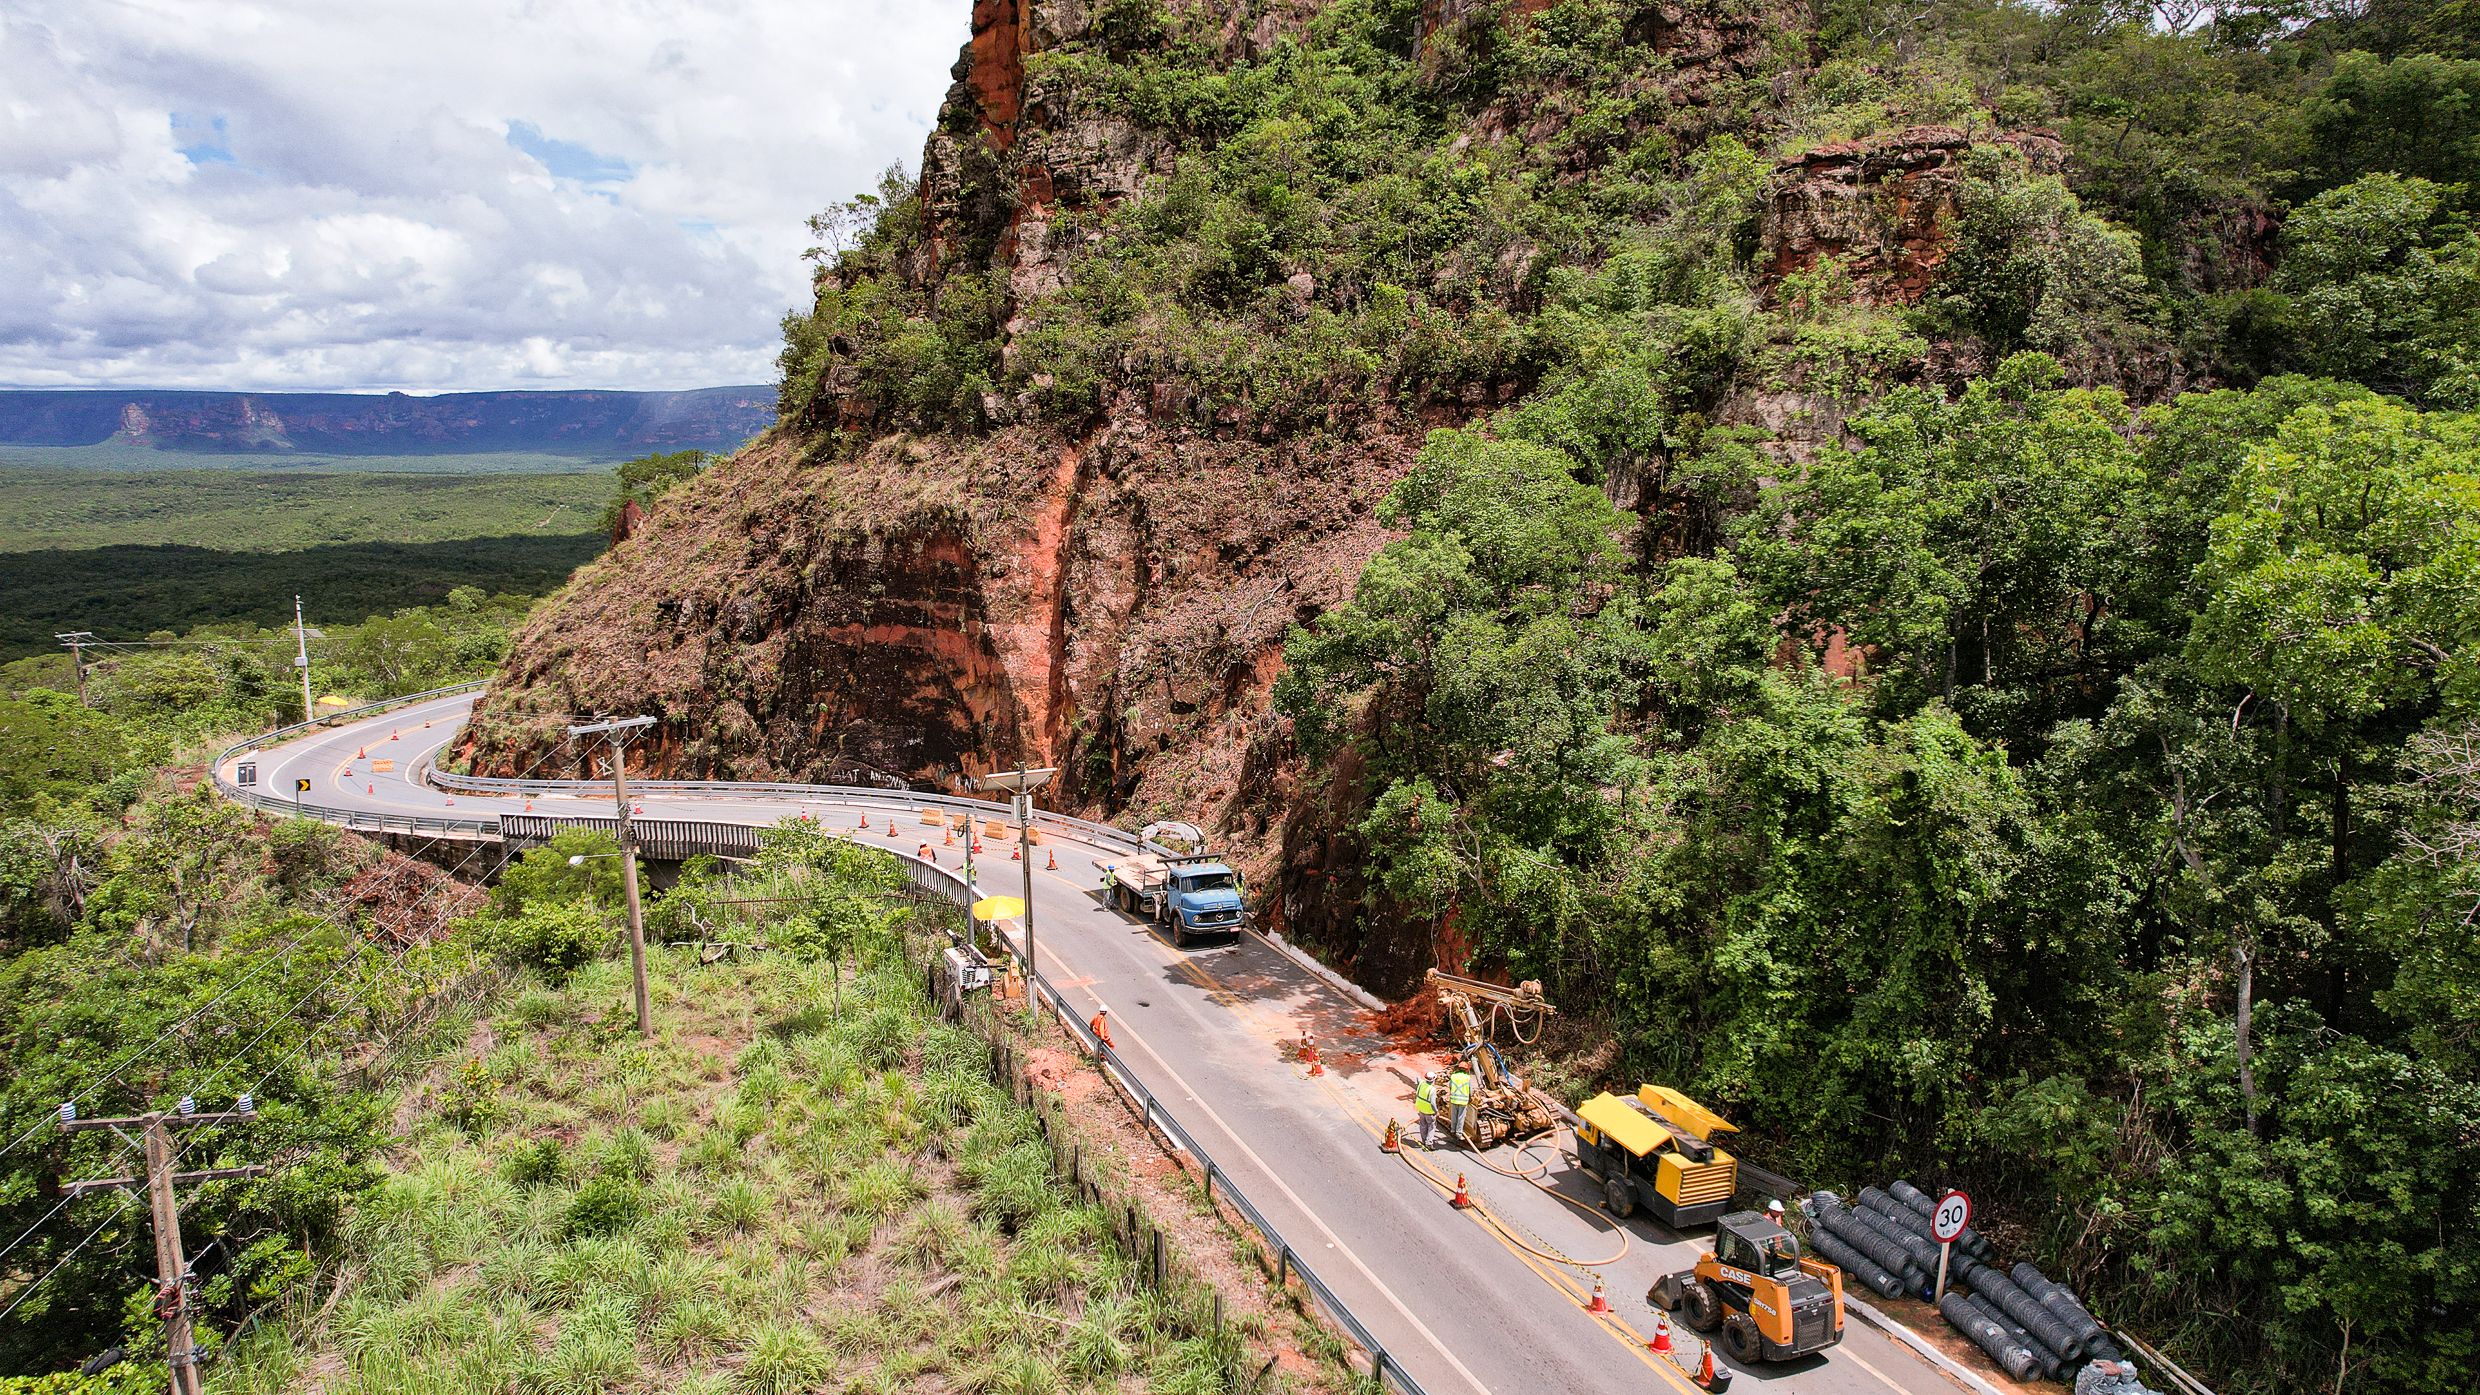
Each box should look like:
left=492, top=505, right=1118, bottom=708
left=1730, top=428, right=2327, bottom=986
left=1651, top=1210, right=1846, bottom=1364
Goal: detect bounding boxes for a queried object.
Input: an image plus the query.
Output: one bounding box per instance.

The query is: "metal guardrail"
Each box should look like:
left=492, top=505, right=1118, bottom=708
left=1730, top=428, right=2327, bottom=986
left=902, top=856, right=1434, bottom=1395
left=422, top=750, right=1161, bottom=856
left=209, top=681, right=502, bottom=836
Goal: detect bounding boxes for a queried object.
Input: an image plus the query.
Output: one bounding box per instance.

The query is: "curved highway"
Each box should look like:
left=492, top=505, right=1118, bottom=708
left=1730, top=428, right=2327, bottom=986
left=221, top=693, right=1979, bottom=1395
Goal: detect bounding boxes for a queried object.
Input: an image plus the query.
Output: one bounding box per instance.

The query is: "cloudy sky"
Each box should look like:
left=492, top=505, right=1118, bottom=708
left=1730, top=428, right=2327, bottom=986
left=0, top=1, right=966, bottom=392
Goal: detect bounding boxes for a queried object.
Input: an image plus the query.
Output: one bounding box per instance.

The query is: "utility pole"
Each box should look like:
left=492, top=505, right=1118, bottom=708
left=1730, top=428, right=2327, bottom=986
left=53, top=632, right=95, bottom=707
left=292, top=597, right=314, bottom=725
left=568, top=716, right=656, bottom=1038
left=974, top=765, right=1056, bottom=988
left=60, top=1098, right=265, bottom=1395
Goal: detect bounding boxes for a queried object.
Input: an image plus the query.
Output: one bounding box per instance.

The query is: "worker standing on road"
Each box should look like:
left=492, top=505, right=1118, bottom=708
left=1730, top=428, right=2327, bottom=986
left=1447, top=1064, right=1474, bottom=1147
left=1413, top=1071, right=1442, bottom=1148
left=1103, top=863, right=1117, bottom=892
left=1089, top=1007, right=1113, bottom=1050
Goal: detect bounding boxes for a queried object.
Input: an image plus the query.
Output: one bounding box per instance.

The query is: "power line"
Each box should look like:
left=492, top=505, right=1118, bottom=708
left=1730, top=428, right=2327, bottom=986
left=0, top=1192, right=137, bottom=1327
left=4, top=710, right=579, bottom=1164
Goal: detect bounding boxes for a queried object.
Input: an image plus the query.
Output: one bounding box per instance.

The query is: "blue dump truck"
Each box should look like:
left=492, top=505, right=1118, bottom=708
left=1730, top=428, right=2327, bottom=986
left=1104, top=852, right=1247, bottom=947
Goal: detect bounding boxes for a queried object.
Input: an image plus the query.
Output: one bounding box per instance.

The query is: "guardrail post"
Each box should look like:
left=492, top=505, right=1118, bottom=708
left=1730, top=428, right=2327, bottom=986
left=1278, top=1245, right=1289, bottom=1287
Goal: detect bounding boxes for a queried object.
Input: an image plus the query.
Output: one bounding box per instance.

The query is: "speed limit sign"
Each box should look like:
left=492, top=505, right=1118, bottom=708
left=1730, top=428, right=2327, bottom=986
left=1930, top=1191, right=1971, bottom=1299
left=1932, top=1190, right=1971, bottom=1243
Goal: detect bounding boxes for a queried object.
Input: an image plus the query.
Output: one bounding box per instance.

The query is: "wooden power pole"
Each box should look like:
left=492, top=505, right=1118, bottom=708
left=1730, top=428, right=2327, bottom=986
left=568, top=716, right=656, bottom=1038
left=53, top=631, right=95, bottom=707
left=60, top=1100, right=265, bottom=1395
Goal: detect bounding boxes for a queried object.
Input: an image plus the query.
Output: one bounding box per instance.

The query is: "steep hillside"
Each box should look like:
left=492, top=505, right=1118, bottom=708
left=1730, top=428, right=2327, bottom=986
left=471, top=0, right=1822, bottom=813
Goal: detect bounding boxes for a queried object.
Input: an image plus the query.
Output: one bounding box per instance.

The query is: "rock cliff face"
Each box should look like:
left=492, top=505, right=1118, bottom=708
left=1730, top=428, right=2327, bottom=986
left=474, top=0, right=2132, bottom=978
left=1758, top=125, right=2066, bottom=306
left=473, top=0, right=1441, bottom=854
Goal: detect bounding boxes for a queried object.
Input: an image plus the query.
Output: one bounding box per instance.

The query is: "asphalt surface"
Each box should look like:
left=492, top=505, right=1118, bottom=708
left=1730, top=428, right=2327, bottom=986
left=227, top=694, right=1976, bottom=1395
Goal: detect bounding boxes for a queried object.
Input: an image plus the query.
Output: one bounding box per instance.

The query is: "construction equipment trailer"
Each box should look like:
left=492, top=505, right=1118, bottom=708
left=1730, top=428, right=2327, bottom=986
left=1423, top=969, right=1561, bottom=1147
left=1573, top=1084, right=1741, bottom=1228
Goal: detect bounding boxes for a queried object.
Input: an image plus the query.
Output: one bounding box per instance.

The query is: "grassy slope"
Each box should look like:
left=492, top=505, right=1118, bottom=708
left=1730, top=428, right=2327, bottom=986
left=0, top=470, right=613, bottom=553
left=210, top=949, right=1244, bottom=1395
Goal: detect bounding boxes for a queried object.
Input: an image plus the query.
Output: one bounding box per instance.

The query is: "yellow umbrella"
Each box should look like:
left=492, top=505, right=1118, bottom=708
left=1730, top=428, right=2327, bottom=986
left=970, top=896, right=1025, bottom=921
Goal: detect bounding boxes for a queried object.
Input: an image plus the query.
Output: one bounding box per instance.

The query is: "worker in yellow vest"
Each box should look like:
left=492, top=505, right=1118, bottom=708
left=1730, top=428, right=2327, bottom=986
left=1413, top=1071, right=1443, bottom=1149
left=1447, top=1065, right=1474, bottom=1147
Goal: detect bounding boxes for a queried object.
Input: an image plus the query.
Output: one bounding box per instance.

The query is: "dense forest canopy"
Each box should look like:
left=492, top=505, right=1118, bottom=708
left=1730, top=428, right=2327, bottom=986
left=771, top=1, right=2480, bottom=1390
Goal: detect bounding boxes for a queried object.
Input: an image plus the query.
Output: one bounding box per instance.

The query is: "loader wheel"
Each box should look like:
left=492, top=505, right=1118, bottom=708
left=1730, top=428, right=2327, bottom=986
left=1603, top=1175, right=1636, bottom=1219
left=1682, top=1279, right=1723, bottom=1334
left=1722, top=1313, right=1764, bottom=1364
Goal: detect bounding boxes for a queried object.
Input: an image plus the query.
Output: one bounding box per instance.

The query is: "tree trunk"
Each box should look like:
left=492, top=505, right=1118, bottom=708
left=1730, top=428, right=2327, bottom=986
left=2235, top=935, right=2259, bottom=1137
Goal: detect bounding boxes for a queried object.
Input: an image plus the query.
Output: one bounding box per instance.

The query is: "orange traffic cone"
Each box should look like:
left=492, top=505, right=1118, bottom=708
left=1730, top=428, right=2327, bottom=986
left=972, top=839, right=983, bottom=855
left=944, top=827, right=954, bottom=846
left=423, top=719, right=431, bottom=728
left=444, top=796, right=453, bottom=806
left=631, top=802, right=642, bottom=815
left=1046, top=849, right=1057, bottom=870
left=1011, top=843, right=1021, bottom=860
left=1696, top=1346, right=1728, bottom=1390
left=1588, top=1274, right=1610, bottom=1315
left=524, top=798, right=532, bottom=811
left=1382, top=1118, right=1401, bottom=1153
left=1302, top=1032, right=1324, bottom=1077
left=859, top=814, right=869, bottom=830
left=391, top=729, right=400, bottom=741
left=1649, top=1314, right=1674, bottom=1356
left=1451, top=1173, right=1473, bottom=1209
left=367, top=783, right=374, bottom=794
left=357, top=746, right=367, bottom=758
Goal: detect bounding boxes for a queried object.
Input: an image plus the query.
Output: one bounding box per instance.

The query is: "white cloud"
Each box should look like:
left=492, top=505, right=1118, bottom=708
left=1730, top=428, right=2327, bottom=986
left=0, top=0, right=966, bottom=391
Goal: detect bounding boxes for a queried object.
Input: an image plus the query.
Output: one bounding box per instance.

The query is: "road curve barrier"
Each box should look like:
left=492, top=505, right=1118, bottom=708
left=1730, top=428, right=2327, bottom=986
left=210, top=680, right=502, bottom=837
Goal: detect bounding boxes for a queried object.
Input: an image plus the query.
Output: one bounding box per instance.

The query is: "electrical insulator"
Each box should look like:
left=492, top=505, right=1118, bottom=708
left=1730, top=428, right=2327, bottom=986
left=178, top=1096, right=196, bottom=1117
left=237, top=1093, right=256, bottom=1116
left=58, top=1101, right=76, bottom=1125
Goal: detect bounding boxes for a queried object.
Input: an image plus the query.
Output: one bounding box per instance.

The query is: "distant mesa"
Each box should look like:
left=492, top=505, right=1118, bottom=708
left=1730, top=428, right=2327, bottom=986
left=2, top=386, right=775, bottom=459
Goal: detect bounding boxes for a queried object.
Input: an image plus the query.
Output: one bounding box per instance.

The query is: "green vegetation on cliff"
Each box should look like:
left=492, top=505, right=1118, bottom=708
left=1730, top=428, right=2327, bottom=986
left=763, top=2, right=2480, bottom=1391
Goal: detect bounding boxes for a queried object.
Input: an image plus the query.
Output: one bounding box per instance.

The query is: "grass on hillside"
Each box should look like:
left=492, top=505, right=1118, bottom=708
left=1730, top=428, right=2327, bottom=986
left=0, top=446, right=623, bottom=476
left=207, top=946, right=1252, bottom=1395
left=0, top=470, right=613, bottom=553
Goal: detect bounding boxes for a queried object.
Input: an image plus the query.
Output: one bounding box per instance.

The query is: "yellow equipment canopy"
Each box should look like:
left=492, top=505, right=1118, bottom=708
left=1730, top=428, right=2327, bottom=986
left=1638, top=1085, right=1737, bottom=1141
left=316, top=694, right=353, bottom=708
left=970, top=896, right=1025, bottom=921
left=1578, top=1092, right=1669, bottom=1159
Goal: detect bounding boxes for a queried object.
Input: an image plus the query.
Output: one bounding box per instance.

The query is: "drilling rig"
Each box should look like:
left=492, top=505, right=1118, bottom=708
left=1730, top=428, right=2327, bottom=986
left=1423, top=968, right=1561, bottom=1147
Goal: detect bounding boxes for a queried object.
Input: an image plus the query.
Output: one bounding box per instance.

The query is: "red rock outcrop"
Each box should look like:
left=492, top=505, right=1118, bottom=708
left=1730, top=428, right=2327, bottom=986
left=1758, top=125, right=2066, bottom=305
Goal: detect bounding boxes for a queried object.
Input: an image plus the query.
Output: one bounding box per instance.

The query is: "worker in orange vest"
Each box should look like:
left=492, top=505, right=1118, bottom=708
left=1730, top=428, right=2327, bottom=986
left=1089, top=1006, right=1113, bottom=1049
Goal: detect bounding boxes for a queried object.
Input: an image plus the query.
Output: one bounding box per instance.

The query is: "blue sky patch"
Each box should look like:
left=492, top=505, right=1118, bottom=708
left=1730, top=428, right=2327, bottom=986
left=505, top=120, right=634, bottom=183
left=172, top=113, right=233, bottom=165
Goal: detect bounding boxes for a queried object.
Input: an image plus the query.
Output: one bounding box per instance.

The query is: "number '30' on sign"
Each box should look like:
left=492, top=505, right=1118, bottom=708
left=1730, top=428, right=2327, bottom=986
left=1932, top=1191, right=1972, bottom=1242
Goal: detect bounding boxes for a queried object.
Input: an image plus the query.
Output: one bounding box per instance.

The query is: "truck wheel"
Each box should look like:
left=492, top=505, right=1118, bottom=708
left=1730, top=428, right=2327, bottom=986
left=1603, top=1175, right=1636, bottom=1219
left=1682, top=1279, right=1723, bottom=1334
left=1722, top=1313, right=1764, bottom=1364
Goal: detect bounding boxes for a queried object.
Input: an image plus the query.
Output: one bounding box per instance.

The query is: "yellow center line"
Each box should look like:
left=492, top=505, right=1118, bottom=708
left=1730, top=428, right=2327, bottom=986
left=1838, top=1338, right=1913, bottom=1395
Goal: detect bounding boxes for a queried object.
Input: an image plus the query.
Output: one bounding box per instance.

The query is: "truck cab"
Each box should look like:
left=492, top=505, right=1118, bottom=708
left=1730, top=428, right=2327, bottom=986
left=1106, top=854, right=1247, bottom=946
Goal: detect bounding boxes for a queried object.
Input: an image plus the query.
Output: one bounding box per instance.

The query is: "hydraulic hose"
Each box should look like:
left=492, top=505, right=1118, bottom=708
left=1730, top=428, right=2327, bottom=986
left=1395, top=1134, right=1630, bottom=1270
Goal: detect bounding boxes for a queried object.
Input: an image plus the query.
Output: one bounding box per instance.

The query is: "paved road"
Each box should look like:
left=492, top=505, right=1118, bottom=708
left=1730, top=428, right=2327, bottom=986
left=227, top=695, right=1973, bottom=1395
